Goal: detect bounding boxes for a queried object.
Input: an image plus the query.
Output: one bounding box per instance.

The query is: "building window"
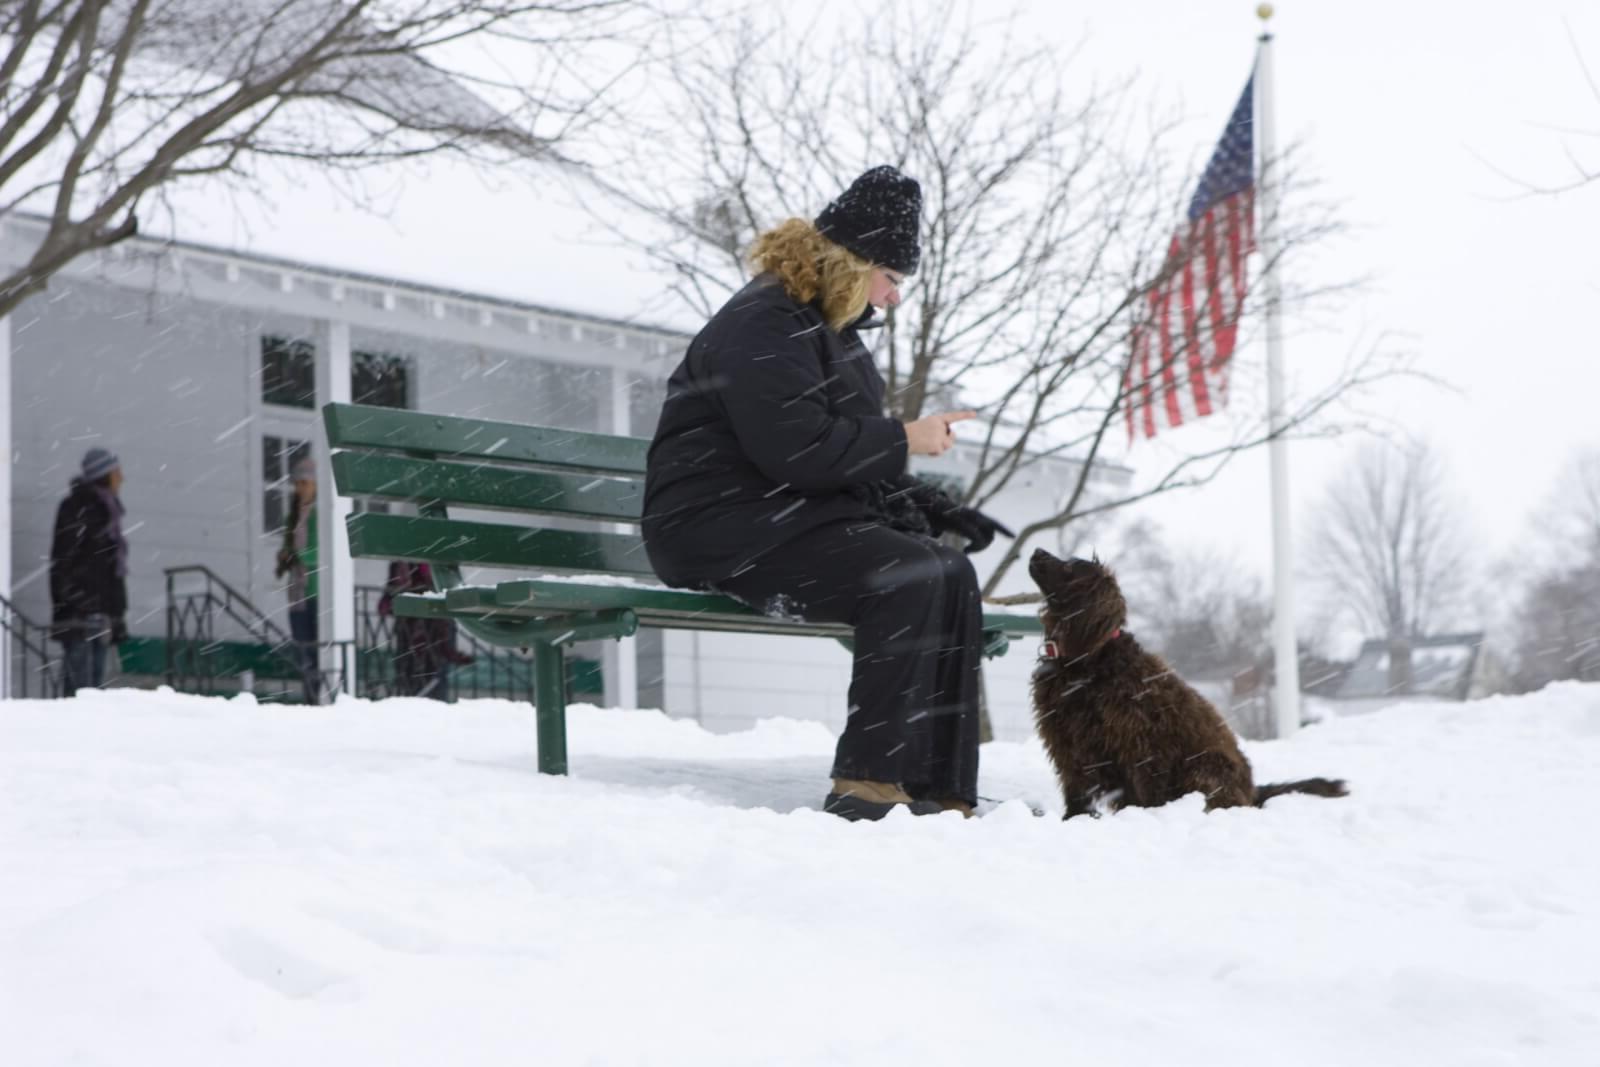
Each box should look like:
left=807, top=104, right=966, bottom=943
left=262, top=335, right=316, bottom=408
left=352, top=350, right=412, bottom=409
left=531, top=361, right=606, bottom=432
left=263, top=435, right=311, bottom=534
left=629, top=376, right=667, bottom=437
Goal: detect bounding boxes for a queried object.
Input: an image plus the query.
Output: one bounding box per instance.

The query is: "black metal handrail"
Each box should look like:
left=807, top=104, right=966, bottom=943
left=165, top=564, right=324, bottom=701
left=1, top=593, right=62, bottom=699
left=354, top=584, right=537, bottom=702
left=164, top=567, right=538, bottom=704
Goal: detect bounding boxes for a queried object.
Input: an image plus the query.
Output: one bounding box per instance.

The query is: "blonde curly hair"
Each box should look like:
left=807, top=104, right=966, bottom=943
left=749, top=218, right=874, bottom=333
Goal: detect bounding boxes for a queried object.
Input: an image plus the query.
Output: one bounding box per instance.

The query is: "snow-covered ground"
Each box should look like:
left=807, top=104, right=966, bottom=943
left=2, top=685, right=1597, bottom=1065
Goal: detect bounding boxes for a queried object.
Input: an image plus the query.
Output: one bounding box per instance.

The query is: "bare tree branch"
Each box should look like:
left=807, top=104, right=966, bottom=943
left=571, top=0, right=1422, bottom=594
left=1480, top=17, right=1599, bottom=196
left=0, top=0, right=665, bottom=317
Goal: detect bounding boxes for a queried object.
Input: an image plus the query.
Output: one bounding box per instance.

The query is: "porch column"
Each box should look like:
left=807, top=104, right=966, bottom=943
left=315, top=318, right=355, bottom=696
left=600, top=365, right=639, bottom=710
left=0, top=314, right=11, bottom=700
left=0, top=312, right=11, bottom=604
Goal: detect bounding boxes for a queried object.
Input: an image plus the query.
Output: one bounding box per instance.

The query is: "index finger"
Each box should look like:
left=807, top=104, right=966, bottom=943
left=940, top=411, right=979, bottom=425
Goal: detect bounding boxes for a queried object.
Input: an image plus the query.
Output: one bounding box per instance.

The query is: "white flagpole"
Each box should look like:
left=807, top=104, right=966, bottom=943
left=1256, top=5, right=1300, bottom=738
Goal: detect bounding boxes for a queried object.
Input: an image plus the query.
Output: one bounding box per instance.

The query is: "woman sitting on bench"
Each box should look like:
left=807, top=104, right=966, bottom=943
left=641, top=166, right=1011, bottom=822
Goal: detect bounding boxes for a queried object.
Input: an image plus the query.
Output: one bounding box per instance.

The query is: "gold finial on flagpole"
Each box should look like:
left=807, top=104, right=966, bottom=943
left=1257, top=3, right=1274, bottom=21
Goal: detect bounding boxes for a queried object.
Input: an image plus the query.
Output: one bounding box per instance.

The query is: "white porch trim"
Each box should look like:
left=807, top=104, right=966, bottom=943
left=0, top=312, right=11, bottom=699
left=601, top=364, right=639, bottom=710
left=315, top=318, right=355, bottom=695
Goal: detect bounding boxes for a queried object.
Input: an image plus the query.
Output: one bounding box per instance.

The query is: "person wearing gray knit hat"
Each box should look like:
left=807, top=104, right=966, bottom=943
left=80, top=446, right=121, bottom=483
left=51, top=446, right=130, bottom=695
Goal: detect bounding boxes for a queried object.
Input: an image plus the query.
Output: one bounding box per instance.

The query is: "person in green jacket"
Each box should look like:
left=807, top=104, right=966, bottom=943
left=275, top=455, right=320, bottom=703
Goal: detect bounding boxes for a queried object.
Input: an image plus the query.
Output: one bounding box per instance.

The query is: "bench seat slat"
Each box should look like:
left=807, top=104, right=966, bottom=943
left=332, top=452, right=643, bottom=522
left=495, top=577, right=759, bottom=617
left=346, top=513, right=655, bottom=576
left=392, top=594, right=453, bottom=618
left=446, top=587, right=502, bottom=613
left=496, top=579, right=1043, bottom=636
left=323, top=403, right=648, bottom=474
left=400, top=591, right=851, bottom=639
left=404, top=579, right=1044, bottom=638
left=397, top=593, right=1036, bottom=651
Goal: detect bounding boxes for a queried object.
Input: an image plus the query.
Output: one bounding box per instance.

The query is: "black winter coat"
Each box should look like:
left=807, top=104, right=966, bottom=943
left=643, top=276, right=912, bottom=587
left=49, top=480, right=128, bottom=634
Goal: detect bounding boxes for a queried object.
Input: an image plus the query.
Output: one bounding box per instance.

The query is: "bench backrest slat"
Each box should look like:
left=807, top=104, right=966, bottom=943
left=346, top=513, right=656, bottom=577
left=324, top=403, right=648, bottom=475
left=332, top=452, right=643, bottom=523
left=326, top=401, right=1046, bottom=645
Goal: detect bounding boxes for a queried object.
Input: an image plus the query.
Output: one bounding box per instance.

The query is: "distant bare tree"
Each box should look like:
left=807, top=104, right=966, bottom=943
left=1528, top=447, right=1600, bottom=562
left=0, top=0, right=655, bottom=320
left=1112, top=518, right=1276, bottom=736
left=1302, top=436, right=1475, bottom=689
left=1505, top=567, right=1600, bottom=690
left=1501, top=448, right=1600, bottom=690
left=577, top=0, right=1413, bottom=595
left=1115, top=519, right=1270, bottom=677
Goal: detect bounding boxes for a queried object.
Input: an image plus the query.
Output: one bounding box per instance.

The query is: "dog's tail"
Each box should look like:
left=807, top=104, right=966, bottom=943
left=1253, top=777, right=1348, bottom=806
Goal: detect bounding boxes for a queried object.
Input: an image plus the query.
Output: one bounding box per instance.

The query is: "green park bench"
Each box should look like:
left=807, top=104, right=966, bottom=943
left=322, top=402, right=1044, bottom=775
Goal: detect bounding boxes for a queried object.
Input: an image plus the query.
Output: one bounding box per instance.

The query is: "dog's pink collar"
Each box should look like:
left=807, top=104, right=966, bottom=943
left=1041, top=629, right=1120, bottom=660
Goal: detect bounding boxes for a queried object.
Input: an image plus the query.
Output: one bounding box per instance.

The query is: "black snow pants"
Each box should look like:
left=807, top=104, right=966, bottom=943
left=715, top=519, right=985, bottom=805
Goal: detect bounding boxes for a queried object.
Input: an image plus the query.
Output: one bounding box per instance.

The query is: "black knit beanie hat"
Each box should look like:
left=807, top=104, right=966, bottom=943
left=814, top=165, right=922, bottom=276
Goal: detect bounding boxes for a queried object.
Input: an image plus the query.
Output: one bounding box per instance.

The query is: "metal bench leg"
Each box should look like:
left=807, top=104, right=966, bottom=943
left=532, top=640, right=568, bottom=775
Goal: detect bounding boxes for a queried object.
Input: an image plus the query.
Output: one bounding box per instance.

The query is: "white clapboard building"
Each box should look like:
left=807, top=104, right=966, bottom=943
left=0, top=210, right=1127, bottom=740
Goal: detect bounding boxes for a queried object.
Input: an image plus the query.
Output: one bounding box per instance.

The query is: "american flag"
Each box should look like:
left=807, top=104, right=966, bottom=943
left=1125, top=75, right=1256, bottom=442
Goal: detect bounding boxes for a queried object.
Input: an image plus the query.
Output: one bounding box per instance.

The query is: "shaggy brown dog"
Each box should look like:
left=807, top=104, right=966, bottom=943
left=1027, top=549, right=1347, bottom=819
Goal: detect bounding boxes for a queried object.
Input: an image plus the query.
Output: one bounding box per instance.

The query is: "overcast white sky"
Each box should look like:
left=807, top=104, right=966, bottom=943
left=159, top=1, right=1600, bottom=646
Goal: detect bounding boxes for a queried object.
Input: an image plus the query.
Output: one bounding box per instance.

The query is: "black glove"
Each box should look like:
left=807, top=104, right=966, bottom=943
left=110, top=617, right=128, bottom=645
left=940, top=507, right=1015, bottom=554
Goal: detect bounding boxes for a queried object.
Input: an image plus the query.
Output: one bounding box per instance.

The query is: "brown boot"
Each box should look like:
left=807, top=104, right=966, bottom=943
left=824, top=779, right=944, bottom=822
left=935, top=798, right=976, bottom=819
